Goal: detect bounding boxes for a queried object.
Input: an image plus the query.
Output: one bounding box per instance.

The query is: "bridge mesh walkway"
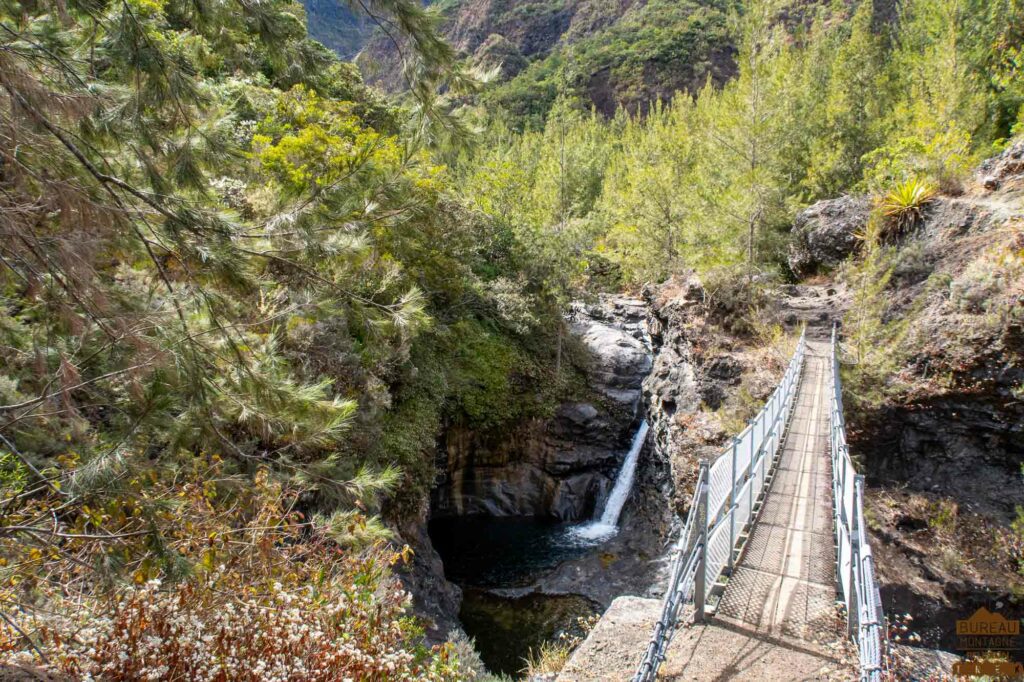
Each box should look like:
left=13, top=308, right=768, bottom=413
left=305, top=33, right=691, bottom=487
left=716, top=343, right=839, bottom=641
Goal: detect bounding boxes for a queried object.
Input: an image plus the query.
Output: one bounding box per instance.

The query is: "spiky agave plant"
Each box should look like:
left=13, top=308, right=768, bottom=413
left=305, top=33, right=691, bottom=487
left=879, top=177, right=936, bottom=238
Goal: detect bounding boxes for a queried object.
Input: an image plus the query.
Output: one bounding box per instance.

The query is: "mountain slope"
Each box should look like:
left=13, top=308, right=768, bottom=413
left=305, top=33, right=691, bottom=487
left=302, top=0, right=371, bottom=58
left=356, top=0, right=742, bottom=124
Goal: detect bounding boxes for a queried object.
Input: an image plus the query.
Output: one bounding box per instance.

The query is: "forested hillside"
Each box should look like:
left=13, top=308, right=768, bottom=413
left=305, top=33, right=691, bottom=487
left=302, top=0, right=369, bottom=57
left=452, top=0, right=1022, bottom=291
left=2, top=0, right=1023, bottom=678
left=358, top=0, right=743, bottom=126
left=0, top=0, right=573, bottom=677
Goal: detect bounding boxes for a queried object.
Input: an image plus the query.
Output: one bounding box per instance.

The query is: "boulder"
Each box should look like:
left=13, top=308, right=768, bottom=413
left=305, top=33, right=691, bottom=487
left=977, top=138, right=1024, bottom=190
left=559, top=402, right=599, bottom=426
left=571, top=320, right=652, bottom=397
left=788, top=195, right=871, bottom=277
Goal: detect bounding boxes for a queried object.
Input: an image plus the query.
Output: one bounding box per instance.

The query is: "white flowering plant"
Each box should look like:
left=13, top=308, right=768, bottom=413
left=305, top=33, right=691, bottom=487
left=0, top=462, right=469, bottom=680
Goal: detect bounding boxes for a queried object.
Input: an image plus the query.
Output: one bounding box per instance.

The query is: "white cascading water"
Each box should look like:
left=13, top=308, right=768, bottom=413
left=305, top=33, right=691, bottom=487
left=568, top=420, right=649, bottom=542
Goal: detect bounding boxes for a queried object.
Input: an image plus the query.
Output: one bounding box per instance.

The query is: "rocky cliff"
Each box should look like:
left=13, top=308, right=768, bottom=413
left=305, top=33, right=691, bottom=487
left=355, top=0, right=739, bottom=119
left=431, top=296, right=651, bottom=521
left=402, top=296, right=657, bottom=641
left=806, top=141, right=1024, bottom=652
left=640, top=276, right=792, bottom=517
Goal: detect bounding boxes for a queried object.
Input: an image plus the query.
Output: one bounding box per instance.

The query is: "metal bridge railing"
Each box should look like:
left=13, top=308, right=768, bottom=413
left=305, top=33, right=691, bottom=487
left=829, top=325, right=885, bottom=682
left=632, top=329, right=807, bottom=682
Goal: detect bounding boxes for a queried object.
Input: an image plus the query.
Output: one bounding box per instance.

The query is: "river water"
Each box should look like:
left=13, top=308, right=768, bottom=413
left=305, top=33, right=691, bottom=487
left=428, top=422, right=650, bottom=676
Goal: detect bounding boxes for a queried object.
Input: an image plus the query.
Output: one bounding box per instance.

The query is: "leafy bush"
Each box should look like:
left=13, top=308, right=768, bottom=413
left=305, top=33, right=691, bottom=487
left=700, top=265, right=779, bottom=336
left=891, top=240, right=936, bottom=286
left=949, top=252, right=1024, bottom=316
left=862, top=126, right=976, bottom=195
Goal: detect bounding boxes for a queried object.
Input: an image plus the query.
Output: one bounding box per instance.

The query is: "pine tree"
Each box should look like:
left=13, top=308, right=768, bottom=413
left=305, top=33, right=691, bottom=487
left=805, top=0, right=891, bottom=197
left=690, top=0, right=799, bottom=277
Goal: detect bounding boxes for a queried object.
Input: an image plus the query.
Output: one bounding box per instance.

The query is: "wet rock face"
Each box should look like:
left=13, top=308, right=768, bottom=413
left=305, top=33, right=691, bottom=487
left=432, top=296, right=652, bottom=521
left=391, top=499, right=463, bottom=643
left=788, top=195, right=871, bottom=277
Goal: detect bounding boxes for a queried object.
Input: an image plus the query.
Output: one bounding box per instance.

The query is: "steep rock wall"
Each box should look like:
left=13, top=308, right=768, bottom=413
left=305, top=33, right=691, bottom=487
left=431, top=296, right=651, bottom=521
left=822, top=141, right=1024, bottom=650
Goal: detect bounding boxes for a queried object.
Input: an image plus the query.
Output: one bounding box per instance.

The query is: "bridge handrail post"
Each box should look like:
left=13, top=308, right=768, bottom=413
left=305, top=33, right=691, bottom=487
left=693, top=459, right=710, bottom=624
left=748, top=421, right=754, bottom=492
left=727, top=438, right=738, bottom=573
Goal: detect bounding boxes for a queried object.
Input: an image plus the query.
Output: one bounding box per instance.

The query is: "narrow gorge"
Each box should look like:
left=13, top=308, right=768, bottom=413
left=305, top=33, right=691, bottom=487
left=420, top=297, right=669, bottom=675
left=3, top=0, right=1022, bottom=679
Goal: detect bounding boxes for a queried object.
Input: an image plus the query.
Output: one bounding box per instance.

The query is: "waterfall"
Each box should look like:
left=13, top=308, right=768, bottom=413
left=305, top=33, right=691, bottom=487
left=568, top=420, right=649, bottom=542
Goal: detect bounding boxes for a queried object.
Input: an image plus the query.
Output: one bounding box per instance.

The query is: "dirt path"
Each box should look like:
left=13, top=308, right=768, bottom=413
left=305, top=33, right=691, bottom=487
left=778, top=284, right=847, bottom=341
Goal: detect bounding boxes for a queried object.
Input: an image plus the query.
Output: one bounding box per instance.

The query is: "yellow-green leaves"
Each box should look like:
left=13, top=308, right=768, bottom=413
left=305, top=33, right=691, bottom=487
left=253, top=87, right=395, bottom=197
left=879, top=177, right=937, bottom=237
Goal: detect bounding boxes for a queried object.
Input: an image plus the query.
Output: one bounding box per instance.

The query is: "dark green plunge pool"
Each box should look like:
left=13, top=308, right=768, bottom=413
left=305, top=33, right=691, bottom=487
left=428, top=516, right=606, bottom=676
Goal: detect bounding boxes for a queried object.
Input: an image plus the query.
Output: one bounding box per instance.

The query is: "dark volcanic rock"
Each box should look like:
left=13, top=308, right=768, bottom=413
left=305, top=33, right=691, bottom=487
left=643, top=274, right=705, bottom=445
left=391, top=499, right=463, bottom=643
left=977, top=138, right=1024, bottom=190
left=788, top=195, right=871, bottom=277
left=432, top=296, right=652, bottom=521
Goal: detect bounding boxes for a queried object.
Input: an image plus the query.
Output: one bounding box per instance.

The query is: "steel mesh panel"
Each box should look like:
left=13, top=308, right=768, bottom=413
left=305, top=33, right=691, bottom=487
left=735, top=426, right=754, bottom=481
left=707, top=455, right=732, bottom=524
left=734, top=476, right=754, bottom=531
left=706, top=512, right=733, bottom=587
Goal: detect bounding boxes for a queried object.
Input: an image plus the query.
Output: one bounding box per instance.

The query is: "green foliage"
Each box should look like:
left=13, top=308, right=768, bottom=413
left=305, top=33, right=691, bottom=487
left=927, top=499, right=959, bottom=535
left=459, top=0, right=1024, bottom=295
left=841, top=213, right=920, bottom=411
left=802, top=1, right=891, bottom=197
left=879, top=177, right=937, bottom=237
left=465, top=0, right=812, bottom=287
left=479, top=0, right=737, bottom=128
left=0, top=0, right=572, bottom=663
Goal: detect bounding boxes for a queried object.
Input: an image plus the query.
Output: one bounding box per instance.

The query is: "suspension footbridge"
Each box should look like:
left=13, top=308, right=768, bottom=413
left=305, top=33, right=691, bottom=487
left=561, top=325, right=883, bottom=681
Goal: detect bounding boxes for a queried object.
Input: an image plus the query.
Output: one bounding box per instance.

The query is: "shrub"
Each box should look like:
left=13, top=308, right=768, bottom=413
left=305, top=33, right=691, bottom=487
left=700, top=265, right=779, bottom=337
left=9, top=572, right=453, bottom=681
left=949, top=253, right=1024, bottom=315
left=522, top=614, right=598, bottom=677
left=0, top=465, right=467, bottom=680
left=879, top=177, right=936, bottom=238
left=927, top=499, right=958, bottom=535
left=891, top=240, right=935, bottom=286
